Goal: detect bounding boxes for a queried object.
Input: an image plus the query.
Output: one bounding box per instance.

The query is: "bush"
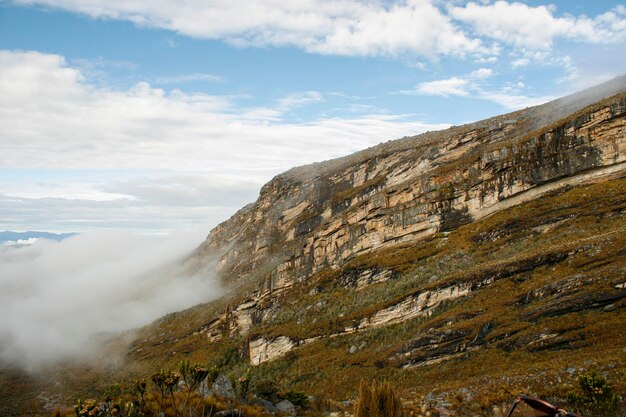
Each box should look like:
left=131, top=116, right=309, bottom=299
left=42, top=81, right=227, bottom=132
left=354, top=380, right=403, bottom=417
left=253, top=379, right=279, bottom=402
left=567, top=371, right=623, bottom=415
left=230, top=368, right=252, bottom=402
left=282, top=390, right=309, bottom=407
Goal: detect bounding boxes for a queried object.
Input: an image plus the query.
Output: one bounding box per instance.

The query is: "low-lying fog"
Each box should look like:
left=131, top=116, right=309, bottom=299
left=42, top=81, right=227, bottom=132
left=0, top=231, right=221, bottom=370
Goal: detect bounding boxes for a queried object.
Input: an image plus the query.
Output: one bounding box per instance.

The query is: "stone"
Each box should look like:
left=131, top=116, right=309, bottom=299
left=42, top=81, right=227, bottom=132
left=249, top=336, right=298, bottom=365
left=276, top=399, right=297, bottom=416
left=212, top=374, right=235, bottom=399
left=252, top=398, right=278, bottom=412
left=184, top=87, right=626, bottom=376
left=198, top=379, right=212, bottom=397
left=199, top=92, right=626, bottom=310
left=178, top=381, right=189, bottom=391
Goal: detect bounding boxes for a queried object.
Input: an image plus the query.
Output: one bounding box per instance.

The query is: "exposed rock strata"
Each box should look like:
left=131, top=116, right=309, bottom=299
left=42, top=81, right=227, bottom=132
left=190, top=88, right=626, bottom=364
left=198, top=93, right=625, bottom=298
left=249, top=336, right=300, bottom=365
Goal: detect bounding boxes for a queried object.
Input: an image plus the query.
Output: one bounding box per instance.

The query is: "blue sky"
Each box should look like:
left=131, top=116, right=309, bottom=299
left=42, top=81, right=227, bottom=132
left=1, top=0, right=625, bottom=234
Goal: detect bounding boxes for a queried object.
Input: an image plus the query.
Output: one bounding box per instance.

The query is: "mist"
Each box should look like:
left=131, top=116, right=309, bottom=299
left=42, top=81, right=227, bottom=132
left=0, top=230, right=221, bottom=370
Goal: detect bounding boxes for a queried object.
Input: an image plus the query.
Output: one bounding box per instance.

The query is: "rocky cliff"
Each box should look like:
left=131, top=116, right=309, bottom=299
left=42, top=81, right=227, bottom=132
left=188, top=79, right=625, bottom=345
left=200, top=80, right=625, bottom=292
left=130, top=79, right=623, bottom=414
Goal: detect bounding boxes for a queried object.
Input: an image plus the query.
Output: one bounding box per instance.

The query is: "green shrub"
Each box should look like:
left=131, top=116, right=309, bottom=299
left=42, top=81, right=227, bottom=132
left=230, top=368, right=252, bottom=402
left=253, top=379, right=279, bottom=402
left=567, top=371, right=623, bottom=414
left=282, top=390, right=309, bottom=407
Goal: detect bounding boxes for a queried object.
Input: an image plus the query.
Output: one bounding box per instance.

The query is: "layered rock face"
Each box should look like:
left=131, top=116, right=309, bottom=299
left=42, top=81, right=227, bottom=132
left=182, top=82, right=626, bottom=368
left=198, top=89, right=626, bottom=300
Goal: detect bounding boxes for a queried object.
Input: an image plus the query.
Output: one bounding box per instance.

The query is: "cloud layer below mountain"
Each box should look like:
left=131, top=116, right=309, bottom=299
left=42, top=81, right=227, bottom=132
left=0, top=231, right=220, bottom=369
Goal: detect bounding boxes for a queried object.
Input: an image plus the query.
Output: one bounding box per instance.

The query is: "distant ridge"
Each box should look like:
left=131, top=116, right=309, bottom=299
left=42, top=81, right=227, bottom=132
left=0, top=231, right=77, bottom=244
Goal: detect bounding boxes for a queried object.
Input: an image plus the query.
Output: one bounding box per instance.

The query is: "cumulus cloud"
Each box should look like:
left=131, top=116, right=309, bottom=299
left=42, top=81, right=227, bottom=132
left=0, top=231, right=220, bottom=369
left=277, top=91, right=324, bottom=111
left=469, top=67, right=493, bottom=78
left=403, top=67, right=493, bottom=97
left=450, top=1, right=626, bottom=50
left=12, top=0, right=486, bottom=58
left=2, top=237, right=39, bottom=247
left=411, top=77, right=469, bottom=96
left=0, top=50, right=448, bottom=232
left=154, top=73, right=225, bottom=85
left=0, top=50, right=444, bottom=172
left=10, top=0, right=626, bottom=61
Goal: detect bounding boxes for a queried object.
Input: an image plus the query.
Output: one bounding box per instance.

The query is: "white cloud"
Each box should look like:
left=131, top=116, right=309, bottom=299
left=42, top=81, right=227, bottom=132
left=277, top=90, right=323, bottom=110
left=0, top=50, right=449, bottom=232
left=3, top=237, right=39, bottom=247
left=469, top=67, right=493, bottom=78
left=398, top=68, right=554, bottom=109
left=475, top=56, right=498, bottom=64
left=0, top=191, right=239, bottom=234
left=10, top=0, right=625, bottom=63
left=400, top=67, right=495, bottom=97
left=154, top=73, right=225, bottom=84
left=0, top=50, right=446, bottom=172
left=450, top=1, right=626, bottom=50
left=411, top=77, right=469, bottom=96
left=13, top=0, right=486, bottom=59
left=511, top=58, right=529, bottom=68
left=478, top=90, right=555, bottom=109
left=0, top=231, right=220, bottom=368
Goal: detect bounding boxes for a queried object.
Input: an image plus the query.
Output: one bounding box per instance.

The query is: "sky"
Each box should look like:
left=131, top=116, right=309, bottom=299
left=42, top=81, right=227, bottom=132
left=1, top=0, right=626, bottom=234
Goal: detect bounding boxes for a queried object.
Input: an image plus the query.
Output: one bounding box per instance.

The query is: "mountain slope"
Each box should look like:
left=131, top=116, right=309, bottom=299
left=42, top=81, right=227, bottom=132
left=2, top=78, right=626, bottom=416
left=125, top=78, right=626, bottom=412
left=0, top=231, right=77, bottom=244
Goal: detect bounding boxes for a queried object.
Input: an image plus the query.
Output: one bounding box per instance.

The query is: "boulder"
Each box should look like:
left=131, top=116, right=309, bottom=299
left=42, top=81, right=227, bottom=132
left=251, top=397, right=278, bottom=412
left=212, top=374, right=235, bottom=399
left=276, top=399, right=297, bottom=416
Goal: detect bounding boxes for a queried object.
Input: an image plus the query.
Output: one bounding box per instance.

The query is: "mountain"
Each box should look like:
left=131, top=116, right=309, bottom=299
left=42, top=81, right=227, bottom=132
left=128, top=77, right=626, bottom=412
left=2, top=77, right=626, bottom=416
left=0, top=231, right=77, bottom=245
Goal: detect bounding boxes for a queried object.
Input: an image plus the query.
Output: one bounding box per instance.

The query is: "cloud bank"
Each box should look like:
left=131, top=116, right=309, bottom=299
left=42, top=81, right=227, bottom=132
left=0, top=50, right=445, bottom=172
left=0, top=49, right=450, bottom=232
left=0, top=231, right=220, bottom=369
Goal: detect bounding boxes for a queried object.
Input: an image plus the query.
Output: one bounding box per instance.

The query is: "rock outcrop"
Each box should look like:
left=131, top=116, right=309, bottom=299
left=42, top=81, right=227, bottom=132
left=199, top=89, right=625, bottom=295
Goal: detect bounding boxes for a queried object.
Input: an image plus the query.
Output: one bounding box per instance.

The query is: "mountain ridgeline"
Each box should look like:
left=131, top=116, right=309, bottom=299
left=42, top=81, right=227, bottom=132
left=4, top=77, right=626, bottom=416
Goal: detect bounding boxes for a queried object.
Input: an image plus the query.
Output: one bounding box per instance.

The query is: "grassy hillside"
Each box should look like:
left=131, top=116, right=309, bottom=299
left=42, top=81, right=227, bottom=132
left=109, top=176, right=626, bottom=416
